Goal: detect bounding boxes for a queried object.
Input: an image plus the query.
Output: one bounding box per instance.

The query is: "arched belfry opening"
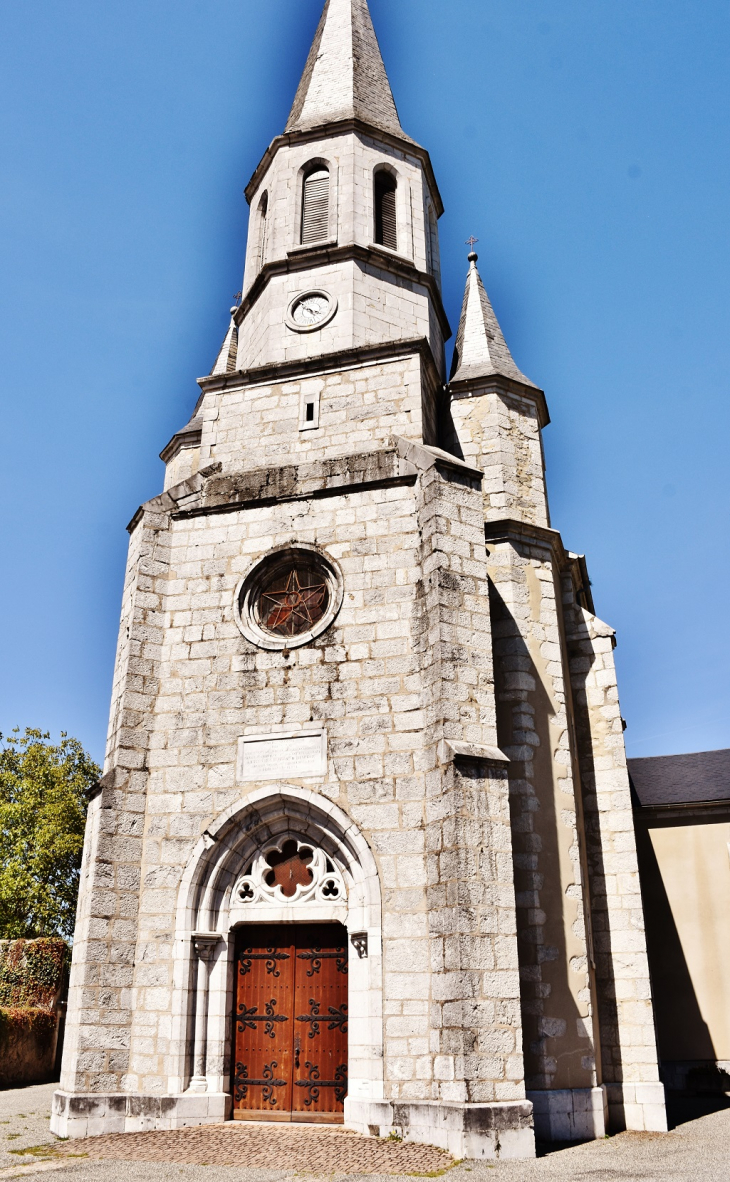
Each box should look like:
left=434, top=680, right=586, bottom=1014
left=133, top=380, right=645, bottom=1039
left=255, top=190, right=268, bottom=271
left=169, top=787, right=383, bottom=1124
left=374, top=169, right=397, bottom=251
left=301, top=166, right=330, bottom=244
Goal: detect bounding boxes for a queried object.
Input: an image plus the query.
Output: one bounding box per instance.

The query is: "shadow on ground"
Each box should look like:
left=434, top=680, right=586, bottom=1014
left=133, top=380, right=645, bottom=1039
left=666, top=1093, right=730, bottom=1129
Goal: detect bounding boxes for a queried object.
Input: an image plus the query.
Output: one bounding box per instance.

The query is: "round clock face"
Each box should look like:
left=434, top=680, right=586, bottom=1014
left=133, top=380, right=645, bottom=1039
left=292, top=294, right=329, bottom=326
left=286, top=290, right=337, bottom=333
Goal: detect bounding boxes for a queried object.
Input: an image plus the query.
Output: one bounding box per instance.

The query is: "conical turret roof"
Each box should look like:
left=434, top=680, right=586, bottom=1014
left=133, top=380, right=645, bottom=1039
left=210, top=311, right=239, bottom=377
left=450, top=254, right=536, bottom=389
left=286, top=0, right=407, bottom=140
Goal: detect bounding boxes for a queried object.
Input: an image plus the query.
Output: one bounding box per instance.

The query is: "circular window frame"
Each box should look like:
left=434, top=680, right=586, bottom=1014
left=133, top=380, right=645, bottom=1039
left=285, top=289, right=338, bottom=334
left=234, top=544, right=344, bottom=651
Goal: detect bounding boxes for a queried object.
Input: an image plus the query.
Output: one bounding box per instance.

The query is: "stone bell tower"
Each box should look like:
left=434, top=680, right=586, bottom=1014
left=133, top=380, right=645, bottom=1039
left=53, top=0, right=666, bottom=1157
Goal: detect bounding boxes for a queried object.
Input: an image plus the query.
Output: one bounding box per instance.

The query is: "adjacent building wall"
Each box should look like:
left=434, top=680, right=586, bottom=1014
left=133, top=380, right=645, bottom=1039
left=634, top=813, right=730, bottom=1091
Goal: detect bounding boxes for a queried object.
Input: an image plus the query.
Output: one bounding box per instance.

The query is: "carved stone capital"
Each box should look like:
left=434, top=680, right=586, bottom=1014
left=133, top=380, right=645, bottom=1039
left=192, top=932, right=222, bottom=962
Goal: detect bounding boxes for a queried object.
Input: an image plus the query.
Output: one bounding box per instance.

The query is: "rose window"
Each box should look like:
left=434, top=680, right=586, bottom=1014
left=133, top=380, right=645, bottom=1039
left=235, top=546, right=343, bottom=651
left=258, top=567, right=330, bottom=639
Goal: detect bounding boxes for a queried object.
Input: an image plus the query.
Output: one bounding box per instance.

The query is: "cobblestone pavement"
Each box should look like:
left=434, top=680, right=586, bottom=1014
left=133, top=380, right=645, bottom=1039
left=52, top=1122, right=452, bottom=1173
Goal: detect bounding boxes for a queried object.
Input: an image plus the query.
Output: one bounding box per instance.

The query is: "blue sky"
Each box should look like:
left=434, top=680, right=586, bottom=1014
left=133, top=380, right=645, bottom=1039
left=0, top=0, right=728, bottom=764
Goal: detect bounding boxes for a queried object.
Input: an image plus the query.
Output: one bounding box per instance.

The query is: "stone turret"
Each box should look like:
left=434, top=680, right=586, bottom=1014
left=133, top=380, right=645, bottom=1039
left=451, top=253, right=536, bottom=388
left=448, top=253, right=550, bottom=527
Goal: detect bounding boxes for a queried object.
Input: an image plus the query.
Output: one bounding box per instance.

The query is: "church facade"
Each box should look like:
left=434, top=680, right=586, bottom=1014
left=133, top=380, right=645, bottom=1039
left=52, top=0, right=667, bottom=1158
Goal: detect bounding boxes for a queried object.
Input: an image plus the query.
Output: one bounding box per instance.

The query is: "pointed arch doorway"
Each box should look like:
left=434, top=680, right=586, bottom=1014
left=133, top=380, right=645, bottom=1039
left=232, top=923, right=348, bottom=1124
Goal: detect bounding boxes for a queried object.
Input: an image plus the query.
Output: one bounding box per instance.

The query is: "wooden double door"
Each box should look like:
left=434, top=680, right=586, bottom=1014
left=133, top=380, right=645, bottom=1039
left=232, top=924, right=348, bottom=1123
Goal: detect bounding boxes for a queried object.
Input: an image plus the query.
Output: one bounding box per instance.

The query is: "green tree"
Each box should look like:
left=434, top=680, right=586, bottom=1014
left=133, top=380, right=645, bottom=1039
left=0, top=729, right=99, bottom=940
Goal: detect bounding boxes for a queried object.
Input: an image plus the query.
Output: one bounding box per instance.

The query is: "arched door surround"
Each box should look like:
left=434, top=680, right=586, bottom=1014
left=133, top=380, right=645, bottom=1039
left=169, top=785, right=384, bottom=1123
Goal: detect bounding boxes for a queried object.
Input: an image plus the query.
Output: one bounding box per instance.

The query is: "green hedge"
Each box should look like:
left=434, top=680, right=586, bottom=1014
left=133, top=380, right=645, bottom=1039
left=0, top=938, right=68, bottom=1010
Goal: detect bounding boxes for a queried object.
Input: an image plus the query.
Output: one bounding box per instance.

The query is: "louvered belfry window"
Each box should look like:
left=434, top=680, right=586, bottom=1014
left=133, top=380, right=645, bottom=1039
left=374, top=171, right=398, bottom=251
left=257, top=191, right=268, bottom=268
left=301, top=168, right=330, bottom=245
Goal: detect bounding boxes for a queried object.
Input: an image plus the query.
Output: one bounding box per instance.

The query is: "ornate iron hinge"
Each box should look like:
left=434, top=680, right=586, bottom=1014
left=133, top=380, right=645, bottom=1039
left=295, top=1061, right=348, bottom=1105
left=296, top=947, right=348, bottom=976
left=239, top=948, right=290, bottom=977
left=233, top=1061, right=287, bottom=1105
left=296, top=999, right=348, bottom=1037
left=237, top=998, right=288, bottom=1038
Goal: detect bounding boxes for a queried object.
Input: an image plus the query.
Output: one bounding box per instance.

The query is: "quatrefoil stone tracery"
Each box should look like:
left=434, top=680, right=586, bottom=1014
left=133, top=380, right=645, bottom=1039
left=233, top=838, right=347, bottom=907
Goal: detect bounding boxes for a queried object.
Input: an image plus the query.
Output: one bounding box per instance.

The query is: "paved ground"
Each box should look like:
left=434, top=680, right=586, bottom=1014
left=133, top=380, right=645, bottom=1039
left=0, top=1083, right=57, bottom=1173
left=1, top=1082, right=730, bottom=1181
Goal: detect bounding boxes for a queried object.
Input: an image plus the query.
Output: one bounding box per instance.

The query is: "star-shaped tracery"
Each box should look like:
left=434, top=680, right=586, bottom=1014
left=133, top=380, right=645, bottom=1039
left=259, top=568, right=329, bottom=638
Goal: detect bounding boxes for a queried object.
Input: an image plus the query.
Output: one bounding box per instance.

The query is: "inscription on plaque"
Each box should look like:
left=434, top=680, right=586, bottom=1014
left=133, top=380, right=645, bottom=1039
left=237, top=730, right=327, bottom=783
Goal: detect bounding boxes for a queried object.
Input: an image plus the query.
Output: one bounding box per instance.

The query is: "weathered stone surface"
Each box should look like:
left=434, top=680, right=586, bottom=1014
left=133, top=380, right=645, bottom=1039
left=56, top=0, right=664, bottom=1156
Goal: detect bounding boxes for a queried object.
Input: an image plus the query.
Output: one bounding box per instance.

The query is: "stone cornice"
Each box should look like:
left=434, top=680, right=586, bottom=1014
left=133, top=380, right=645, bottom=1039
left=172, top=471, right=417, bottom=522
left=128, top=448, right=419, bottom=533
left=449, top=374, right=550, bottom=430
left=484, top=518, right=594, bottom=614
left=159, top=419, right=202, bottom=464
left=198, top=336, right=443, bottom=397
left=438, top=740, right=510, bottom=768
left=244, top=119, right=444, bottom=217
left=131, top=435, right=482, bottom=533
left=231, top=240, right=451, bottom=342
left=394, top=437, right=483, bottom=483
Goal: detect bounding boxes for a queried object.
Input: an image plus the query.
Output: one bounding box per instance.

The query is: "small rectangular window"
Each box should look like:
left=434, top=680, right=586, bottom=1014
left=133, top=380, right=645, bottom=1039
left=299, top=391, right=321, bottom=431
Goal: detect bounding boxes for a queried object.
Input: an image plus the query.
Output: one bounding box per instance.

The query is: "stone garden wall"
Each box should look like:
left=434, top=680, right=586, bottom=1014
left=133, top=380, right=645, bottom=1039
left=0, top=939, right=67, bottom=1087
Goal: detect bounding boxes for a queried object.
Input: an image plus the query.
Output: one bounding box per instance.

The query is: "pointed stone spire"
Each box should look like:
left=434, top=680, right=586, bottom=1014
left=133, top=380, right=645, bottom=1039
left=210, top=309, right=239, bottom=377
left=286, top=0, right=406, bottom=139
left=450, top=253, right=536, bottom=388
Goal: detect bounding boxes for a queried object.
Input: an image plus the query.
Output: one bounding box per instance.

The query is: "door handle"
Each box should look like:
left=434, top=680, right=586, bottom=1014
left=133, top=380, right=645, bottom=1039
left=294, top=1036, right=301, bottom=1069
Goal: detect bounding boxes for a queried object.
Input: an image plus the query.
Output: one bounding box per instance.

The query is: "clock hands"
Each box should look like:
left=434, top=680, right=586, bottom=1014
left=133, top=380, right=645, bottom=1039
left=297, top=297, right=325, bottom=323
left=287, top=291, right=336, bottom=331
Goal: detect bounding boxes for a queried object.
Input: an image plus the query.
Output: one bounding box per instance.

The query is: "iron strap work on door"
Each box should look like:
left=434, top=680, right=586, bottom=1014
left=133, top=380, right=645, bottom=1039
left=232, top=924, right=348, bottom=1123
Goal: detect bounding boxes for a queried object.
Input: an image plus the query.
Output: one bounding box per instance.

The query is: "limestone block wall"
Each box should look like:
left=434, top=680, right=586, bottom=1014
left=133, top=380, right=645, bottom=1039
left=198, top=352, right=436, bottom=475
left=163, top=443, right=200, bottom=492
left=407, top=446, right=526, bottom=1104
left=235, top=258, right=440, bottom=374
left=449, top=386, right=549, bottom=527
left=62, top=505, right=172, bottom=1095
left=486, top=533, right=596, bottom=1096
left=62, top=445, right=524, bottom=1114
left=446, top=371, right=665, bottom=1134
left=567, top=603, right=667, bottom=1132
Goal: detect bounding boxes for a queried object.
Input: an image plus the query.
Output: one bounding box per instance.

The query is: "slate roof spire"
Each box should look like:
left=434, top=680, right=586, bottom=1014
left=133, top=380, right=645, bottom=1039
left=210, top=309, right=239, bottom=377
left=286, top=0, right=406, bottom=139
left=450, top=253, right=536, bottom=389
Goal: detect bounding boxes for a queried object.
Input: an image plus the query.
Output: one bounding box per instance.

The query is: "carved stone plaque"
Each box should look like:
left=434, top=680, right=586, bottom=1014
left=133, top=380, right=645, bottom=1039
left=237, top=730, right=328, bottom=783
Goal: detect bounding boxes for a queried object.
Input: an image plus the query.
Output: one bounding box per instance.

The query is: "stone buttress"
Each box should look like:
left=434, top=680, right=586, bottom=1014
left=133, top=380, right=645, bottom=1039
left=448, top=254, right=666, bottom=1138
left=53, top=0, right=666, bottom=1155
